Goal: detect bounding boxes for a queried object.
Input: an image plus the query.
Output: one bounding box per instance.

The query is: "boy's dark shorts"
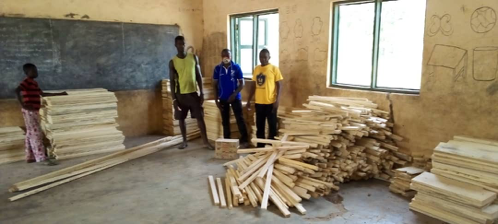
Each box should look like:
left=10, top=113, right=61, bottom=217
left=174, top=92, right=204, bottom=120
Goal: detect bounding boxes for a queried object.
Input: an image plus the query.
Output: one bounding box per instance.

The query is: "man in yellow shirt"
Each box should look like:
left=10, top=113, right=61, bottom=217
left=169, top=36, right=213, bottom=150
left=246, top=49, right=283, bottom=147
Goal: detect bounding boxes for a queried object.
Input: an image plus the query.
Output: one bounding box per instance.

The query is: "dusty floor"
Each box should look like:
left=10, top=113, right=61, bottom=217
left=0, top=136, right=442, bottom=224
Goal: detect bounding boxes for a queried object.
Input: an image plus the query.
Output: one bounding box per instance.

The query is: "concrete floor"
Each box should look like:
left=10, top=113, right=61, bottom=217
left=0, top=136, right=443, bottom=224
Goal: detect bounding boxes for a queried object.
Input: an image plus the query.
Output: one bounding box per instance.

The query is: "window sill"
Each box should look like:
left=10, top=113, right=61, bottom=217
left=328, top=84, right=420, bottom=95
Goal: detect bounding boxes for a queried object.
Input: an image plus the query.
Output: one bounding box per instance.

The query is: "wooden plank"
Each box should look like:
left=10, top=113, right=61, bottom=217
left=258, top=151, right=279, bottom=178
left=395, top=166, right=425, bottom=175
left=435, top=142, right=498, bottom=164
left=10, top=162, right=118, bottom=201
left=278, top=157, right=319, bottom=171
left=216, top=177, right=227, bottom=208
left=261, top=165, right=274, bottom=209
left=225, top=176, right=233, bottom=209
left=208, top=176, right=220, bottom=206
left=412, top=172, right=497, bottom=208
left=410, top=199, right=482, bottom=224
left=454, top=136, right=498, bottom=148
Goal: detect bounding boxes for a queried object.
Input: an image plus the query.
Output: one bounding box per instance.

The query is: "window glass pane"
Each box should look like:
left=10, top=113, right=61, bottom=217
left=336, top=3, right=375, bottom=86
left=240, top=48, right=253, bottom=74
left=239, top=18, right=253, bottom=46
left=377, top=0, right=426, bottom=89
left=258, top=20, right=266, bottom=45
left=258, top=13, right=279, bottom=67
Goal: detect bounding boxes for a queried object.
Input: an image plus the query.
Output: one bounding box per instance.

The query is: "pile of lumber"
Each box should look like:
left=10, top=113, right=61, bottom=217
left=40, top=89, right=125, bottom=160
left=207, top=96, right=413, bottom=217
left=389, top=166, right=423, bottom=197
left=209, top=137, right=336, bottom=216
left=409, top=136, right=498, bottom=224
left=203, top=100, right=254, bottom=142
left=8, top=131, right=199, bottom=201
left=161, top=78, right=214, bottom=136
left=0, top=127, right=25, bottom=164
left=412, top=153, right=432, bottom=171
left=277, top=96, right=412, bottom=183
left=410, top=172, right=498, bottom=224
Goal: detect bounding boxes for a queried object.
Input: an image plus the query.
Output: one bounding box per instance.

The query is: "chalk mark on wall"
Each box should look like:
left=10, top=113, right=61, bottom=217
left=285, top=4, right=298, bottom=15
left=294, top=19, right=303, bottom=38
left=296, top=47, right=308, bottom=62
left=313, top=48, right=327, bottom=62
left=471, top=7, right=497, bottom=33
left=473, top=47, right=498, bottom=81
left=427, top=44, right=468, bottom=81
left=280, top=21, right=290, bottom=41
left=311, top=17, right=323, bottom=36
left=280, top=50, right=291, bottom=65
left=427, top=14, right=454, bottom=36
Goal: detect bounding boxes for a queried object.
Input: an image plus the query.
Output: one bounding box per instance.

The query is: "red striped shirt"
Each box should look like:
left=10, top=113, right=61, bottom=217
left=19, top=78, right=43, bottom=110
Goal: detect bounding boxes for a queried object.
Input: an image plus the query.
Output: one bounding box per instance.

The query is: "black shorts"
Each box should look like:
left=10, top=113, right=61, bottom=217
left=174, top=92, right=204, bottom=120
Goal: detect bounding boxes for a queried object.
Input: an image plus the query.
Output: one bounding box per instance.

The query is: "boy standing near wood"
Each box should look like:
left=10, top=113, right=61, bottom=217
left=169, top=36, right=214, bottom=150
left=212, top=49, right=249, bottom=148
left=246, top=49, right=283, bottom=147
left=15, top=63, right=66, bottom=165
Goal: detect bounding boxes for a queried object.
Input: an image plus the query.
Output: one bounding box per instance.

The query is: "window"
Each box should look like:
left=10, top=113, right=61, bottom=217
left=230, top=10, right=279, bottom=78
left=330, top=0, right=426, bottom=92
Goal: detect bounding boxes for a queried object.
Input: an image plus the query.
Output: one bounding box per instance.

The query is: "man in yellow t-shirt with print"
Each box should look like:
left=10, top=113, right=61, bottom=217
left=246, top=49, right=283, bottom=147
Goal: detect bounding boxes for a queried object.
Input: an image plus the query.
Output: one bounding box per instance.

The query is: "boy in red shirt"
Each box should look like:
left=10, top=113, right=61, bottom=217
left=15, top=63, right=66, bottom=165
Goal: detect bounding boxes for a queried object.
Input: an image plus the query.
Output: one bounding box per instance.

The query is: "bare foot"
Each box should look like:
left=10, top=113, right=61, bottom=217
left=178, top=142, right=188, bottom=149
left=205, top=142, right=214, bottom=150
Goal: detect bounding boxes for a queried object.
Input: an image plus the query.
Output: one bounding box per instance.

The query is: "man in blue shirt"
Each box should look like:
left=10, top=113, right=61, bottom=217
left=213, top=49, right=248, bottom=147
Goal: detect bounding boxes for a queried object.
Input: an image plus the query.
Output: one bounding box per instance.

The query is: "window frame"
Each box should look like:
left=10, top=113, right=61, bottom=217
left=230, top=9, right=278, bottom=79
left=330, top=0, right=421, bottom=94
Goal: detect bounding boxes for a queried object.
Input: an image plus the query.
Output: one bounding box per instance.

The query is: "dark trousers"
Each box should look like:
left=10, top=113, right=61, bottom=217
left=220, top=99, right=248, bottom=143
left=255, top=103, right=278, bottom=148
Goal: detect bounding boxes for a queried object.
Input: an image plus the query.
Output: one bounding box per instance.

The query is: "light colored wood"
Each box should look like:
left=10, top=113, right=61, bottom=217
left=208, top=176, right=220, bottom=206
left=261, top=165, right=274, bottom=209
left=237, top=148, right=275, bottom=154
left=225, top=176, right=233, bottom=209
left=216, top=178, right=227, bottom=208
left=258, top=151, right=279, bottom=178
left=10, top=162, right=118, bottom=201
left=274, top=164, right=296, bottom=174
left=410, top=199, right=482, bottom=224
left=412, top=172, right=497, bottom=208
left=278, top=157, right=319, bottom=171
left=454, top=136, right=498, bottom=148
left=396, top=166, right=424, bottom=175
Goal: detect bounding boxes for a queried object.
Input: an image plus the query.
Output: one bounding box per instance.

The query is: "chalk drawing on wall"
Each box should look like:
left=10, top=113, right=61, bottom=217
left=296, top=47, right=308, bottom=61
left=313, top=48, right=327, bottom=62
left=473, top=47, right=498, bottom=81
left=280, top=50, right=291, bottom=65
left=311, top=17, right=323, bottom=36
left=427, top=44, right=468, bottom=81
left=427, top=14, right=454, bottom=36
left=280, top=21, right=290, bottom=41
left=294, top=19, right=303, bottom=38
left=471, top=7, right=497, bottom=33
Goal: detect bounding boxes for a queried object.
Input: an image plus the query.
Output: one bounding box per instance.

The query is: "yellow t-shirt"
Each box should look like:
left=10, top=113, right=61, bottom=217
left=252, top=64, right=283, bottom=104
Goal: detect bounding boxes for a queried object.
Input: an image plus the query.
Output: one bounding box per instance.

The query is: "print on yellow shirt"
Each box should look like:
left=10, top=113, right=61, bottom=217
left=252, top=64, right=284, bottom=105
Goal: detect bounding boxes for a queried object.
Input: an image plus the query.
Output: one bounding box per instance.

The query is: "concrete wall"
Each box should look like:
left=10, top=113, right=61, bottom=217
left=202, top=0, right=498, bottom=156
left=0, top=0, right=204, bottom=136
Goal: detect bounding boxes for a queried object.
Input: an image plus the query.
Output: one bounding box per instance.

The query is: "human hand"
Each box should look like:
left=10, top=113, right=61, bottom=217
left=216, top=100, right=223, bottom=111
left=173, top=100, right=181, bottom=111
left=200, top=93, right=205, bottom=105
left=227, top=94, right=236, bottom=103
left=272, top=101, right=279, bottom=113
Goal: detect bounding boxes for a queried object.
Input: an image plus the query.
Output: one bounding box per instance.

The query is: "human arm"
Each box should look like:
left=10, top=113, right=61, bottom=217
left=228, top=65, right=245, bottom=103
left=169, top=60, right=180, bottom=111
left=194, top=54, right=204, bottom=105
left=273, top=81, right=282, bottom=113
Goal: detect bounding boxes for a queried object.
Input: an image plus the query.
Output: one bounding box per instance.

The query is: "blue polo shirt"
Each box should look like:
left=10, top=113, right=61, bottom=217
left=213, top=61, right=243, bottom=101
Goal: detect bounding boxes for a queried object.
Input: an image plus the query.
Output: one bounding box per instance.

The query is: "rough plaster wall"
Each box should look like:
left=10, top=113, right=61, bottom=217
left=0, top=0, right=203, bottom=136
left=203, top=0, right=498, bottom=156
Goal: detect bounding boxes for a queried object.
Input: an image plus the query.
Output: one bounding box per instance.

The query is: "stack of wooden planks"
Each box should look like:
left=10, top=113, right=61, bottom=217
left=161, top=78, right=214, bottom=136
left=277, top=96, right=412, bottom=183
left=209, top=137, right=334, bottom=216
left=412, top=152, right=432, bottom=171
left=0, top=127, right=25, bottom=164
left=203, top=100, right=254, bottom=142
left=8, top=132, right=199, bottom=201
left=409, top=136, right=498, bottom=224
left=389, top=166, right=424, bottom=197
left=40, top=89, right=125, bottom=160
left=206, top=96, right=414, bottom=217
left=410, top=172, right=498, bottom=224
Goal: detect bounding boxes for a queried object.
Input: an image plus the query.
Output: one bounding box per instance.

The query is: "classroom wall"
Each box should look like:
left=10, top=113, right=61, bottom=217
left=202, top=0, right=498, bottom=157
left=0, top=0, right=204, bottom=136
